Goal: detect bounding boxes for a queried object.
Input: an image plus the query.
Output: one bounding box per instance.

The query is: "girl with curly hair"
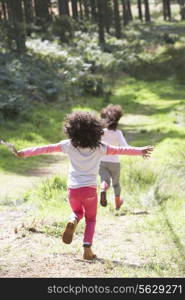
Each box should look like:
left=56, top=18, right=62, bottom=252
left=13, top=111, right=153, bottom=260
left=99, top=104, right=129, bottom=210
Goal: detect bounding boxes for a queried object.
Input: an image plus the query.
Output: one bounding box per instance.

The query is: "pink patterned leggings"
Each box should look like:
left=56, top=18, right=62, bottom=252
left=68, top=187, right=97, bottom=245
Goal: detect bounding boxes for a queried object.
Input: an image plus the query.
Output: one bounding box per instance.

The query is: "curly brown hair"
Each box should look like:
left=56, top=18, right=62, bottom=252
left=64, top=111, right=104, bottom=148
left=100, top=104, right=123, bottom=130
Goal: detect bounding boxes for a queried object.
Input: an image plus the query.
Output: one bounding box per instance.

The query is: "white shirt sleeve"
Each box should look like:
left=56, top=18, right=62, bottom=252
left=118, top=130, right=129, bottom=147
left=60, top=139, right=70, bottom=153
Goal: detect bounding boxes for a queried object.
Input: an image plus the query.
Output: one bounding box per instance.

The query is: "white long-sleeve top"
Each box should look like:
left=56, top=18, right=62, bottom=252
left=101, top=128, right=128, bottom=163
left=17, top=139, right=144, bottom=188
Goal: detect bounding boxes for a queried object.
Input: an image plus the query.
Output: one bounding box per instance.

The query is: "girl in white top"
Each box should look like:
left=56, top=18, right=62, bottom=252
left=99, top=104, right=129, bottom=210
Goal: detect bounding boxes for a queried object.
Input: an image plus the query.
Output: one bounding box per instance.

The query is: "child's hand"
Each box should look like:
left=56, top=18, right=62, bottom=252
left=0, top=140, right=18, bottom=156
left=141, top=146, right=154, bottom=159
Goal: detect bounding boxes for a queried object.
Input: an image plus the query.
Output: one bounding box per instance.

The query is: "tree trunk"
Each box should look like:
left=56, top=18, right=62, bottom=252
left=122, top=0, right=129, bottom=25
left=97, top=0, right=105, bottom=45
left=79, top=0, right=83, bottom=19
left=126, top=0, right=133, bottom=21
left=48, top=0, right=53, bottom=20
left=144, top=0, right=150, bottom=22
left=6, top=0, right=26, bottom=52
left=163, top=0, right=167, bottom=20
left=103, top=0, right=112, bottom=33
left=113, top=0, right=121, bottom=38
left=90, top=0, right=97, bottom=19
left=163, top=0, right=171, bottom=21
left=122, top=0, right=132, bottom=25
left=1, top=0, right=8, bottom=20
left=83, top=0, right=89, bottom=18
left=166, top=0, right=171, bottom=20
left=71, top=0, right=78, bottom=19
left=58, top=0, right=69, bottom=16
left=23, top=0, right=33, bottom=35
left=179, top=0, right=185, bottom=20
left=23, top=0, right=33, bottom=23
left=137, top=0, right=143, bottom=21
left=34, top=0, right=51, bottom=25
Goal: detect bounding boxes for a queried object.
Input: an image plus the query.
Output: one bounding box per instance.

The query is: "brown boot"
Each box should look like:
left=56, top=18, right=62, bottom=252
left=83, top=246, right=97, bottom=260
left=100, top=181, right=109, bottom=207
left=62, top=218, right=78, bottom=244
left=115, top=196, right=123, bottom=210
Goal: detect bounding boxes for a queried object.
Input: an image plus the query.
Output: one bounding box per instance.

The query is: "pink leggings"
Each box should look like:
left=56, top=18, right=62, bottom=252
left=68, top=187, right=97, bottom=245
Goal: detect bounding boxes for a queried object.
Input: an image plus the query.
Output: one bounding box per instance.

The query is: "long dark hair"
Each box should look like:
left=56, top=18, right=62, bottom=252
left=64, top=111, right=104, bottom=148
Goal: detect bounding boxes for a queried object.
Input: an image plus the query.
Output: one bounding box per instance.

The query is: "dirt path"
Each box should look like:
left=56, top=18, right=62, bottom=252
left=0, top=205, right=149, bottom=278
left=0, top=155, right=149, bottom=278
left=0, top=154, right=68, bottom=201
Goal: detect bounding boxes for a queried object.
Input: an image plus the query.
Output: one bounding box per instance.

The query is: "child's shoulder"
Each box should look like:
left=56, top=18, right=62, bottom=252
left=116, top=129, right=123, bottom=134
left=109, top=128, right=122, bottom=134
left=60, top=139, right=71, bottom=152
left=103, top=128, right=117, bottom=133
left=103, top=128, right=122, bottom=136
left=60, top=139, right=71, bottom=145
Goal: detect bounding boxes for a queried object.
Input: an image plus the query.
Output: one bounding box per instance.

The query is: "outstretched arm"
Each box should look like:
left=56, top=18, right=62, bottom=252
left=16, top=143, right=63, bottom=157
left=106, top=145, right=154, bottom=158
left=0, top=140, right=18, bottom=155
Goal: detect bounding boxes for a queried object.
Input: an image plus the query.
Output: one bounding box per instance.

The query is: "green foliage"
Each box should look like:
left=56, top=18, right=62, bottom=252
left=0, top=22, right=15, bottom=50
left=0, top=94, right=27, bottom=120
left=4, top=21, right=185, bottom=120
left=0, top=21, right=26, bottom=53
left=35, top=175, right=67, bottom=202
left=164, top=44, right=185, bottom=82
left=79, top=74, right=105, bottom=96
left=0, top=51, right=66, bottom=118
left=43, top=221, right=66, bottom=237
left=112, top=23, right=185, bottom=82
left=1, top=30, right=121, bottom=119
left=121, top=158, right=157, bottom=190
left=128, top=43, right=185, bottom=82
left=23, top=175, right=68, bottom=215
left=52, top=16, right=75, bottom=43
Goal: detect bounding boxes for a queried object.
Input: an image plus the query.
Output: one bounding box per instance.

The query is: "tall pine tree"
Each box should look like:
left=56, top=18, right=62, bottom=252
left=144, top=0, right=150, bottom=22
left=137, top=0, right=143, bottom=21
left=97, top=0, right=105, bottom=44
left=58, top=0, right=69, bottom=16
left=6, top=0, right=26, bottom=52
left=113, top=0, right=121, bottom=38
left=23, top=0, right=33, bottom=35
left=34, top=0, right=51, bottom=26
left=179, top=0, right=185, bottom=20
left=71, top=0, right=78, bottom=19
